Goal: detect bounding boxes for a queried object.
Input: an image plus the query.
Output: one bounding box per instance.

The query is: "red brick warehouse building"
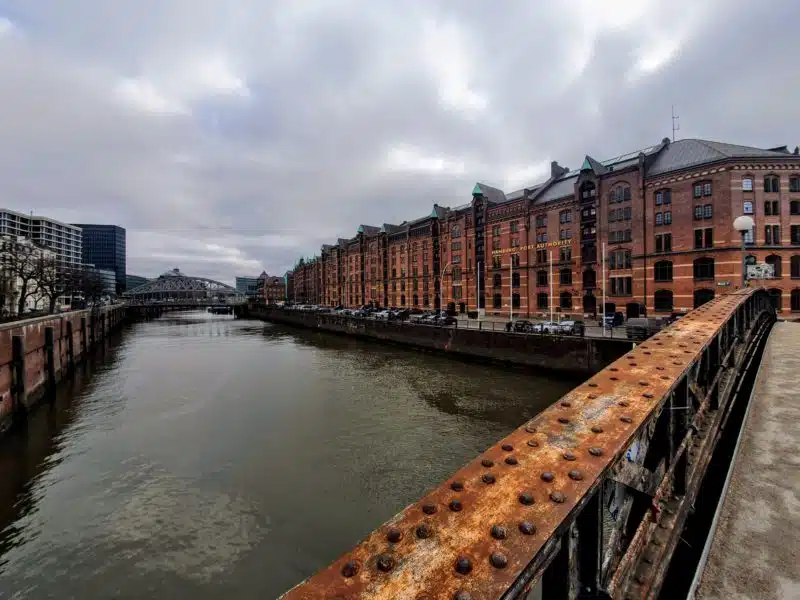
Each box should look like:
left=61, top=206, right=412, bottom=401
left=291, top=137, right=800, bottom=317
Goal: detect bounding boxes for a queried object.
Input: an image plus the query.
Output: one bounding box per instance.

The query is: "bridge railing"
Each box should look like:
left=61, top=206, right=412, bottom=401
left=279, top=288, right=775, bottom=600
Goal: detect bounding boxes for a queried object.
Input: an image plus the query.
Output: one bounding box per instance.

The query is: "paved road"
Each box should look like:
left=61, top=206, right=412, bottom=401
left=694, top=321, right=800, bottom=600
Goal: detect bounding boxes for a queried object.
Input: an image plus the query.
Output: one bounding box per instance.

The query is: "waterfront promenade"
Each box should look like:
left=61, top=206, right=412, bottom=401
left=693, top=321, right=800, bottom=600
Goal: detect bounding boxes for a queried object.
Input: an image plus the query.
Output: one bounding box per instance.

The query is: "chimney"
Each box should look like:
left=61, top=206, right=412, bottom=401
left=794, top=146, right=799, bottom=155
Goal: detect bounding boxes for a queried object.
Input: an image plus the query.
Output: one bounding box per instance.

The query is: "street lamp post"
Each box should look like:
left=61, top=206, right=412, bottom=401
left=733, top=216, right=755, bottom=288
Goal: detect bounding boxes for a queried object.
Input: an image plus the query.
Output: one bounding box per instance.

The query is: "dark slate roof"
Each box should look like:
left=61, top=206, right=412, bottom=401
left=506, top=183, right=545, bottom=201
left=358, top=224, right=380, bottom=235
left=473, top=182, right=506, bottom=204
left=321, top=244, right=334, bottom=251
left=432, top=204, right=448, bottom=219
left=647, top=139, right=793, bottom=177
left=533, top=174, right=579, bottom=205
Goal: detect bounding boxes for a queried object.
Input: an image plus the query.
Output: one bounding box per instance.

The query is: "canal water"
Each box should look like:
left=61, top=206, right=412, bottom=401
left=0, top=312, right=574, bottom=599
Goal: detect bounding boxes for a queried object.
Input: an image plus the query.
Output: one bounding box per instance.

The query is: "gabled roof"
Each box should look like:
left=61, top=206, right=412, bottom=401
left=647, top=139, right=795, bottom=177
left=357, top=224, right=380, bottom=235
left=580, top=155, right=608, bottom=176
left=472, top=182, right=507, bottom=204
left=382, top=223, right=403, bottom=234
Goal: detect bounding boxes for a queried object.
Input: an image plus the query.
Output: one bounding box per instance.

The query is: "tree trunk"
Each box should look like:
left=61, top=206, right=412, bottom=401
left=49, top=296, right=57, bottom=314
left=17, top=281, right=27, bottom=316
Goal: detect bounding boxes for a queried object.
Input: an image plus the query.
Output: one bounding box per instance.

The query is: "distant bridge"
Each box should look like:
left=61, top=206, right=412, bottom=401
left=123, top=268, right=246, bottom=306
left=279, top=288, right=776, bottom=599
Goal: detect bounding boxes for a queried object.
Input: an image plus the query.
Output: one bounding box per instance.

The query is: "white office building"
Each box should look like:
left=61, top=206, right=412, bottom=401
left=0, top=208, right=83, bottom=266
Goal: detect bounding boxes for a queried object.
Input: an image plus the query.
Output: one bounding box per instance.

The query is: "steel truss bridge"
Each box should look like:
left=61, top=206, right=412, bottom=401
left=280, top=288, right=775, bottom=599
left=123, top=269, right=245, bottom=306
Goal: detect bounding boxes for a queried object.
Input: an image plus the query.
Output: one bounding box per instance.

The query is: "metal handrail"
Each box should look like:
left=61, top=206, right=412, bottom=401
left=278, top=288, right=775, bottom=599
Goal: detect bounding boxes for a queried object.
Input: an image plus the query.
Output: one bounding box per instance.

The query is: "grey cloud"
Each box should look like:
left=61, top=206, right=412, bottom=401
left=0, top=0, right=798, bottom=284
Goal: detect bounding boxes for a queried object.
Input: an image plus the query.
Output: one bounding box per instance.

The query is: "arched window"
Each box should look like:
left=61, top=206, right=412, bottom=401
left=413, top=294, right=419, bottom=306
left=560, top=292, right=573, bottom=309
left=583, top=269, right=596, bottom=289
left=654, top=188, right=671, bottom=205
left=512, top=293, right=520, bottom=308
left=792, top=289, right=800, bottom=312
left=654, top=290, right=673, bottom=312
left=400, top=294, right=406, bottom=307
left=654, top=260, right=673, bottom=282
left=792, top=256, right=800, bottom=278
left=493, top=273, right=501, bottom=288
left=493, top=293, right=502, bottom=308
left=693, top=289, right=714, bottom=308
left=537, top=270, right=548, bottom=286
left=451, top=224, right=461, bottom=237
left=742, top=176, right=754, bottom=192
left=765, top=254, right=781, bottom=278
left=790, top=176, right=800, bottom=193
left=768, top=288, right=782, bottom=311
left=609, top=184, right=632, bottom=203
left=693, top=257, right=715, bottom=280
left=512, top=272, right=520, bottom=288
left=764, top=175, right=780, bottom=193
left=537, top=293, right=549, bottom=309
left=559, top=268, right=572, bottom=285
left=693, top=180, right=712, bottom=198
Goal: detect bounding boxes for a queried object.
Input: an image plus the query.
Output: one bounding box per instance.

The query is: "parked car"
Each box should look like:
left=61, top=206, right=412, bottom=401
left=604, top=312, right=625, bottom=328
left=558, top=320, right=585, bottom=336
left=374, top=310, right=391, bottom=320
left=532, top=321, right=560, bottom=334
left=513, top=319, right=534, bottom=333
left=625, top=317, right=665, bottom=341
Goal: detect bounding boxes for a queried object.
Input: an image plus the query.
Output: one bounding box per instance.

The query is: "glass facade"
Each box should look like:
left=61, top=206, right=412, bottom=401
left=72, top=224, right=127, bottom=293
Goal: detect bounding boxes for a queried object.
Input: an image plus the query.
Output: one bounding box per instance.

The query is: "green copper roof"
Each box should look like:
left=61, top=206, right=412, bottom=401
left=581, top=157, right=592, bottom=171
left=472, top=183, right=482, bottom=195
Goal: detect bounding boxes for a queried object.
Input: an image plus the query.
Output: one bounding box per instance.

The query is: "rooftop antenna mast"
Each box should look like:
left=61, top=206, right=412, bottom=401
left=671, top=105, right=680, bottom=142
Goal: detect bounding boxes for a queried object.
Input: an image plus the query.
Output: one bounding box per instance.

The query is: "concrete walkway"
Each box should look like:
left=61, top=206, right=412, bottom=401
left=694, top=321, right=800, bottom=600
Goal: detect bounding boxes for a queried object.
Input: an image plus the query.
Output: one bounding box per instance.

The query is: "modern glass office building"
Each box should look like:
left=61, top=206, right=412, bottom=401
left=72, top=224, right=127, bottom=293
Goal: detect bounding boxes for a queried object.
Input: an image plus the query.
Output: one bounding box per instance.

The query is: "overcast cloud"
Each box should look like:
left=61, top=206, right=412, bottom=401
left=0, top=0, right=797, bottom=284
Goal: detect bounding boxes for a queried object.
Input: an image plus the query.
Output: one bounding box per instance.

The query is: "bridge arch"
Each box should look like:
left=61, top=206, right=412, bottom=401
left=123, top=268, right=238, bottom=303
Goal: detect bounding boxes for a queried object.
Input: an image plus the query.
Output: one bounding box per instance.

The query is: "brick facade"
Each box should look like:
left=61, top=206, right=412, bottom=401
left=289, top=138, right=800, bottom=315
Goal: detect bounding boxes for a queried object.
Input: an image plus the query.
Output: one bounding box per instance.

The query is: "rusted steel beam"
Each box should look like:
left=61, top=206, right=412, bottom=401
left=279, top=289, right=771, bottom=600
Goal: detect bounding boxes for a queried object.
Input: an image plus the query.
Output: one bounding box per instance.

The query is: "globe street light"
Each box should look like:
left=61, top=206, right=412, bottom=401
left=733, top=215, right=755, bottom=288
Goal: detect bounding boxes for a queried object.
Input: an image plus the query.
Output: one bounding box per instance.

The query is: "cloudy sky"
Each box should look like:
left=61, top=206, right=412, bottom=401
left=0, top=0, right=797, bottom=284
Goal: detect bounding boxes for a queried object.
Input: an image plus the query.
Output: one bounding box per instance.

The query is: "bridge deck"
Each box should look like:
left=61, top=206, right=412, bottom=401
left=694, top=321, right=800, bottom=600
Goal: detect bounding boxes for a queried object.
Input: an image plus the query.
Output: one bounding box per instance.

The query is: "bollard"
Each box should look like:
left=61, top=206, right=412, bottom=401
left=66, top=321, right=75, bottom=373
left=44, top=327, right=56, bottom=400
left=11, top=335, right=27, bottom=423
left=80, top=316, right=87, bottom=357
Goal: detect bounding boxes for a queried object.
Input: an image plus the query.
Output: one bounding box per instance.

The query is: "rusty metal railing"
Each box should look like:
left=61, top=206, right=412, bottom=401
left=279, top=288, right=775, bottom=600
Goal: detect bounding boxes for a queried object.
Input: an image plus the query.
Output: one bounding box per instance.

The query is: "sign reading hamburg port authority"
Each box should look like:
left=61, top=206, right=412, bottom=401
left=491, top=239, right=571, bottom=255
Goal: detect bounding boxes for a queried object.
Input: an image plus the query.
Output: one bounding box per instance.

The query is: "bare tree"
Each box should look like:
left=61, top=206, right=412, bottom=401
left=80, top=268, right=107, bottom=310
left=33, top=255, right=65, bottom=314
left=4, top=238, right=43, bottom=316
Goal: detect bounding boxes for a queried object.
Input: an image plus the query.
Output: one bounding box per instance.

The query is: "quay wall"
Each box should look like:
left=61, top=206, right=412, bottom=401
left=245, top=307, right=633, bottom=376
left=0, top=306, right=127, bottom=433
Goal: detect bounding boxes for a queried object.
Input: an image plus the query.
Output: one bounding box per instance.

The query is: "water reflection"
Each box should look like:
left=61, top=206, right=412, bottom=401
left=0, top=312, right=573, bottom=599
